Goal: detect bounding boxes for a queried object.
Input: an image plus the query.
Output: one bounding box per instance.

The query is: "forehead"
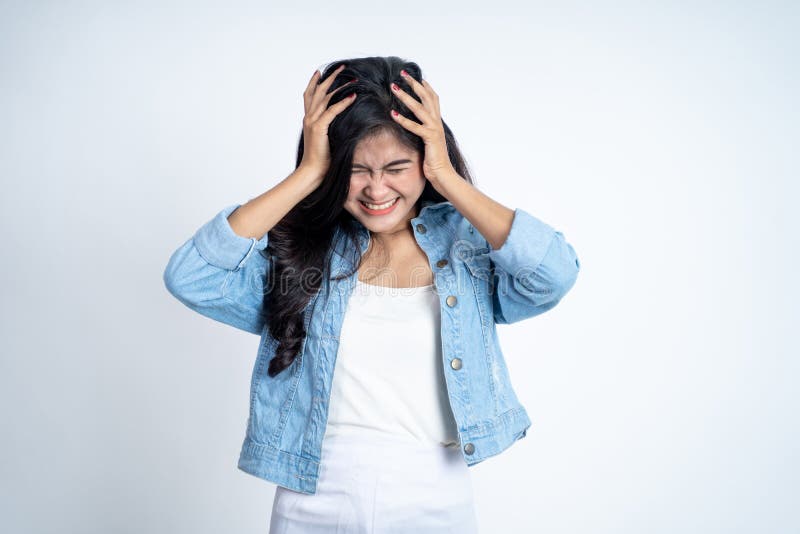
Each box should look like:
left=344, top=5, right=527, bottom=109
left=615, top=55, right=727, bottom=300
left=352, top=131, right=417, bottom=164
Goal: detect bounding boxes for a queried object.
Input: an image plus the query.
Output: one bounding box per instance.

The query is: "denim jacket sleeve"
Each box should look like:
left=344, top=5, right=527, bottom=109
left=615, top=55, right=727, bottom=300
left=162, top=203, right=270, bottom=335
left=487, top=208, right=580, bottom=324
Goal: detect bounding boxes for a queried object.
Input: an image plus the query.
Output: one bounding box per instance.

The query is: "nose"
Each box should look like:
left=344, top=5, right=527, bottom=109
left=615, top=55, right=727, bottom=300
left=363, top=170, right=393, bottom=198
left=365, top=169, right=392, bottom=181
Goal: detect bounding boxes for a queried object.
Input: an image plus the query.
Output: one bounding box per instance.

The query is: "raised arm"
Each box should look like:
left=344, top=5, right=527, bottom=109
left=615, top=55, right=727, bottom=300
left=427, top=170, right=580, bottom=325
left=162, top=166, right=324, bottom=334
left=163, top=64, right=357, bottom=333
left=486, top=208, right=580, bottom=324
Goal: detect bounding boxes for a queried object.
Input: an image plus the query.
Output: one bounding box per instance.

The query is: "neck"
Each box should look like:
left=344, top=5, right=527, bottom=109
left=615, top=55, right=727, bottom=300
left=367, top=203, right=420, bottom=257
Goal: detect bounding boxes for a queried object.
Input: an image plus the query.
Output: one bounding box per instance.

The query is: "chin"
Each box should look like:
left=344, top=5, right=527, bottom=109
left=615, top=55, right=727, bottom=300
left=366, top=218, right=402, bottom=232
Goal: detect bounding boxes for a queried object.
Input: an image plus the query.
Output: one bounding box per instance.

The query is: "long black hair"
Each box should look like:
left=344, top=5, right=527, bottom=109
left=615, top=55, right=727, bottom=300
left=264, top=55, right=475, bottom=377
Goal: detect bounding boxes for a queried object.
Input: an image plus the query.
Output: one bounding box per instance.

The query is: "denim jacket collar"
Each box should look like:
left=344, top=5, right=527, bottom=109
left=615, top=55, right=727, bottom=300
left=330, top=198, right=456, bottom=278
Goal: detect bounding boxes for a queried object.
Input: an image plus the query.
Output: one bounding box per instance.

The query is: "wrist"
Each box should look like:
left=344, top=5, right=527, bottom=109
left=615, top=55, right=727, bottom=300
left=290, top=164, right=325, bottom=192
left=429, top=166, right=461, bottom=193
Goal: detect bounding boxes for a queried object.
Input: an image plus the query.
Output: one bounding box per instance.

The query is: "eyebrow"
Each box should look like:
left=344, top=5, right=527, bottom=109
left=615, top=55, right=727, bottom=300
left=351, top=159, right=413, bottom=170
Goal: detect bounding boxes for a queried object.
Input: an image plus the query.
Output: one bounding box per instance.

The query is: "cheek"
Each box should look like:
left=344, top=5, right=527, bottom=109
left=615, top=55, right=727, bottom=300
left=348, top=175, right=369, bottom=194
left=398, top=173, right=425, bottom=189
left=345, top=177, right=359, bottom=202
left=409, top=175, right=427, bottom=193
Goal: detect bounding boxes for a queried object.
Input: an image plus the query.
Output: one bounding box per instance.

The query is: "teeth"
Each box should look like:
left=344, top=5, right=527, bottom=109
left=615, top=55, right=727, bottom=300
left=362, top=198, right=397, bottom=210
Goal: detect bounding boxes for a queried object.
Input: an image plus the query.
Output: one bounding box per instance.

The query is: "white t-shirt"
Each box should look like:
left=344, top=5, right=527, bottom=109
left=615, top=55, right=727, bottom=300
left=323, top=278, right=460, bottom=448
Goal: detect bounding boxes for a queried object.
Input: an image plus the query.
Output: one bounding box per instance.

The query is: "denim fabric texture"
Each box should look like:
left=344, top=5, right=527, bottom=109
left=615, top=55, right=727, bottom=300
left=163, top=198, right=580, bottom=494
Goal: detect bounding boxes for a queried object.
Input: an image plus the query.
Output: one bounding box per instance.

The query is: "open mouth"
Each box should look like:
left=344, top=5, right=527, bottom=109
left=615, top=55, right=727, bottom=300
left=359, top=197, right=399, bottom=214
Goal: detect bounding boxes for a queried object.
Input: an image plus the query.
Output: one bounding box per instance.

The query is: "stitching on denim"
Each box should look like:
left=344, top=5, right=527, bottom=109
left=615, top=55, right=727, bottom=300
left=270, top=340, right=305, bottom=448
left=216, top=294, right=267, bottom=335
left=237, top=238, right=257, bottom=270
left=242, top=435, right=319, bottom=466
left=461, top=406, right=528, bottom=435
left=249, top=335, right=274, bottom=431
left=525, top=271, right=555, bottom=295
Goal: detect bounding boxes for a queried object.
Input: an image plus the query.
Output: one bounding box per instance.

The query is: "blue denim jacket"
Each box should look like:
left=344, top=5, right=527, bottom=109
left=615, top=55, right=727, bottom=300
left=163, top=198, right=580, bottom=494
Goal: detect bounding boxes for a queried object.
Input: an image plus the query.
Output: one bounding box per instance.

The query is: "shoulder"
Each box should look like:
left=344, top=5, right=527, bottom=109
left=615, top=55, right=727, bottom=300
left=420, top=199, right=458, bottom=229
left=420, top=200, right=487, bottom=247
left=420, top=199, right=458, bottom=221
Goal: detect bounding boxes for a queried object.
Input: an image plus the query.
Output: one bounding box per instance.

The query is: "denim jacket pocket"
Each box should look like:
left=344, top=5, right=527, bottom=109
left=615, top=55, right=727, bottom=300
left=459, top=247, right=495, bottom=342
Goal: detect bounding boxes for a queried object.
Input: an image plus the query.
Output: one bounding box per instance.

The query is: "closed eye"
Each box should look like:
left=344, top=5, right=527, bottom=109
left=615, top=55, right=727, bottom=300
left=352, top=168, right=408, bottom=174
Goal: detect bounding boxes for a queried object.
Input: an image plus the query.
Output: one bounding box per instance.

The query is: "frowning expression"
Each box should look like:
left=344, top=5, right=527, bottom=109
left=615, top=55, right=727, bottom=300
left=343, top=130, right=426, bottom=235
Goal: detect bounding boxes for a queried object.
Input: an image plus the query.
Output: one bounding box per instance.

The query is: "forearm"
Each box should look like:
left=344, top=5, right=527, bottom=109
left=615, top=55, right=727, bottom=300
left=227, top=165, right=323, bottom=240
left=432, top=170, right=515, bottom=251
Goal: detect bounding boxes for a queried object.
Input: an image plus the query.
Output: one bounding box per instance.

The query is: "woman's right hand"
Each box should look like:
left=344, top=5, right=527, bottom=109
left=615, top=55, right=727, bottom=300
left=299, top=64, right=357, bottom=184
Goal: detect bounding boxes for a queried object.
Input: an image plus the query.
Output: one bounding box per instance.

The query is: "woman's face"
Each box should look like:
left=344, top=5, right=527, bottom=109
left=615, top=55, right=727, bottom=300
left=343, top=130, right=426, bottom=237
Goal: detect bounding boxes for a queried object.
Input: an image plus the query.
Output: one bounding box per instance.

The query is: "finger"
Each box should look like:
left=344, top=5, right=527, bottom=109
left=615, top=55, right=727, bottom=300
left=317, top=91, right=357, bottom=126
left=390, top=82, right=435, bottom=125
left=389, top=108, right=424, bottom=137
left=323, top=77, right=356, bottom=102
left=420, top=79, right=441, bottom=114
left=303, top=70, right=321, bottom=113
left=319, top=64, right=346, bottom=91
left=308, top=65, right=347, bottom=120
left=310, top=64, right=347, bottom=111
left=310, top=78, right=357, bottom=122
left=399, top=70, right=437, bottom=111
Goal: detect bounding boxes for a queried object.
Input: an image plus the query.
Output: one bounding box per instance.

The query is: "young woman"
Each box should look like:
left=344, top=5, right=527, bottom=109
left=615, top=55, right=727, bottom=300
left=164, top=56, right=580, bottom=533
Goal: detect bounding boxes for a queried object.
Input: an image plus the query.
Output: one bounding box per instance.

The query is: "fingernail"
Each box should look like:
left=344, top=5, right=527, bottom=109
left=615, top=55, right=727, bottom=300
left=400, top=69, right=408, bottom=77
left=391, top=109, right=399, bottom=116
left=391, top=83, right=399, bottom=91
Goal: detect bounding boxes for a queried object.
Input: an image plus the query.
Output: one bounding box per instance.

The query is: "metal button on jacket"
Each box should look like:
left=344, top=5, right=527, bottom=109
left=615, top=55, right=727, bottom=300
left=446, top=295, right=457, bottom=307
left=436, top=258, right=448, bottom=268
left=415, top=223, right=427, bottom=234
left=464, top=443, right=475, bottom=455
left=450, top=358, right=463, bottom=370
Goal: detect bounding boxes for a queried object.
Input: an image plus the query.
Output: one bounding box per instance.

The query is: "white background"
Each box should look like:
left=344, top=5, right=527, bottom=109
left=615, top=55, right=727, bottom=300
left=1, top=1, right=797, bottom=532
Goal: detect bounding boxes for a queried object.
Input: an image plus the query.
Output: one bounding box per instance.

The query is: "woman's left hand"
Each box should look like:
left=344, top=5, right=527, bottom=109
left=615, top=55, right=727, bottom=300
left=389, top=71, right=456, bottom=184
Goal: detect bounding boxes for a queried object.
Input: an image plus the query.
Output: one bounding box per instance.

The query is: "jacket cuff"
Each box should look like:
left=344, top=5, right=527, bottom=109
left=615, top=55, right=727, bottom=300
left=193, top=203, right=270, bottom=271
left=487, top=208, right=557, bottom=274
